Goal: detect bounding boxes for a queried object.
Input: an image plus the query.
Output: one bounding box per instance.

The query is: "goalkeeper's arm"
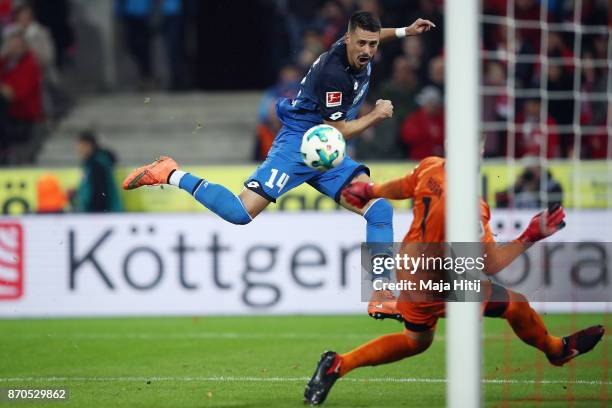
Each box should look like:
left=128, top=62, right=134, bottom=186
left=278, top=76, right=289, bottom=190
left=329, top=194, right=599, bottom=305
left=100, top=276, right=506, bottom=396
left=483, top=206, right=566, bottom=275
left=342, top=174, right=415, bottom=209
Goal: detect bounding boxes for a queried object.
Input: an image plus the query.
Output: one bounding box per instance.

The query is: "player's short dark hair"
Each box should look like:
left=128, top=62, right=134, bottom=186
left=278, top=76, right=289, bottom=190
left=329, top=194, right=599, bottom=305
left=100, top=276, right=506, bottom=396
left=79, top=130, right=98, bottom=148
left=348, top=11, right=381, bottom=33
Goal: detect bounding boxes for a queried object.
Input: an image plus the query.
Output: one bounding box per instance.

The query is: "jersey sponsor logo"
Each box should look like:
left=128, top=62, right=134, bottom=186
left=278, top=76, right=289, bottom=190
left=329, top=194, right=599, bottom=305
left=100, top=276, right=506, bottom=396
left=329, top=112, right=343, bottom=121
left=0, top=222, right=24, bottom=300
left=326, top=92, right=342, bottom=107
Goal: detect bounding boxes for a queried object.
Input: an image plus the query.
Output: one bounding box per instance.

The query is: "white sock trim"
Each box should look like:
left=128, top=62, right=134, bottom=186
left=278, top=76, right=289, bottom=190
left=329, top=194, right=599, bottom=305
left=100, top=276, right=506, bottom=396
left=362, top=198, right=383, bottom=218
left=168, top=170, right=187, bottom=187
left=238, top=197, right=254, bottom=221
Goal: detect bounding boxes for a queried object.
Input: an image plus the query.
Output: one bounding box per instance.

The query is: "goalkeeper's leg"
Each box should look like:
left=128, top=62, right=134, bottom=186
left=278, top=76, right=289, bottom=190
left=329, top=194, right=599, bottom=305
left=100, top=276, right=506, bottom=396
left=485, top=286, right=563, bottom=357
left=485, top=286, right=604, bottom=366
left=339, top=327, right=435, bottom=376
left=304, top=327, right=434, bottom=405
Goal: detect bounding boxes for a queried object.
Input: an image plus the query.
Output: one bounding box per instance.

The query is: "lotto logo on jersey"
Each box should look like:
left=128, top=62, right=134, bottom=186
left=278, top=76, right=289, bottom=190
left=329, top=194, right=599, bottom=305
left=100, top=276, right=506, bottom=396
left=0, top=222, right=24, bottom=300
left=326, top=92, right=342, bottom=107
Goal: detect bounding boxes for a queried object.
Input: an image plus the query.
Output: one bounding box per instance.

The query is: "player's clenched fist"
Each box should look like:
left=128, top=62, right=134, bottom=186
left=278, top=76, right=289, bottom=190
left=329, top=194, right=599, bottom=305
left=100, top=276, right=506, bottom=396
left=342, top=181, right=376, bottom=209
left=374, top=99, right=393, bottom=119
left=516, top=205, right=566, bottom=243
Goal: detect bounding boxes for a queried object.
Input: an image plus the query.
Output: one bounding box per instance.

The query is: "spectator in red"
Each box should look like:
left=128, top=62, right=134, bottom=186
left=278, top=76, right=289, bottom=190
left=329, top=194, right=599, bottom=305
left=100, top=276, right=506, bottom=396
left=13, top=3, right=57, bottom=82
left=578, top=99, right=608, bottom=159
left=1, top=26, right=42, bottom=121
left=0, top=0, right=11, bottom=25
left=400, top=86, right=444, bottom=160
left=12, top=3, right=66, bottom=119
left=483, top=0, right=506, bottom=16
left=515, top=98, right=560, bottom=158
left=580, top=131, right=608, bottom=159
left=0, top=25, right=43, bottom=163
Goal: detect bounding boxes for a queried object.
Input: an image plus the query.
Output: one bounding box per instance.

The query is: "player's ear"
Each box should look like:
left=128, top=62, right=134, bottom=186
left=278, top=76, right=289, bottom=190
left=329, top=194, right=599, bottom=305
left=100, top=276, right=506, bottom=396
left=344, top=32, right=349, bottom=44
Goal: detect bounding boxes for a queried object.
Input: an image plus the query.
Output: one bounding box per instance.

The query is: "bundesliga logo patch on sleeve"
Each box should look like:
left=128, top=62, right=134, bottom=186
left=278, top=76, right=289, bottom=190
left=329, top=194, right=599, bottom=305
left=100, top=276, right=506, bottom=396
left=326, top=92, right=342, bottom=107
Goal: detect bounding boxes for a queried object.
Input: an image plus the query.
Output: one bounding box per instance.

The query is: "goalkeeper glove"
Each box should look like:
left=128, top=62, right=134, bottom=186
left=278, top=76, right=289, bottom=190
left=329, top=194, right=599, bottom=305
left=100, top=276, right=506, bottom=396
left=341, top=182, right=376, bottom=209
left=516, top=204, right=566, bottom=243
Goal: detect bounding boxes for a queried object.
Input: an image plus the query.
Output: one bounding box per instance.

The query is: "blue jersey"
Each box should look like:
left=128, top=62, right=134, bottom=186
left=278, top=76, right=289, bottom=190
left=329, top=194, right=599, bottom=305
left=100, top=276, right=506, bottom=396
left=245, top=39, right=372, bottom=203
left=276, top=39, right=371, bottom=137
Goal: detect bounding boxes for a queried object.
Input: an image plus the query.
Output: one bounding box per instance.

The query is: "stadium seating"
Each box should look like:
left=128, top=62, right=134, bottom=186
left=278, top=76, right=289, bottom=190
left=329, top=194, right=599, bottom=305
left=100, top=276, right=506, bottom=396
left=37, top=92, right=261, bottom=166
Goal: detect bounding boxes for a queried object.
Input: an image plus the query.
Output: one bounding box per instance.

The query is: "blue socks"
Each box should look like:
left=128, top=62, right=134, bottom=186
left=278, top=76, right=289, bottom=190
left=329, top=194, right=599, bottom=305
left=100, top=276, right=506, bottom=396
left=172, top=172, right=394, bottom=280
left=363, top=199, right=394, bottom=281
left=177, top=173, right=252, bottom=225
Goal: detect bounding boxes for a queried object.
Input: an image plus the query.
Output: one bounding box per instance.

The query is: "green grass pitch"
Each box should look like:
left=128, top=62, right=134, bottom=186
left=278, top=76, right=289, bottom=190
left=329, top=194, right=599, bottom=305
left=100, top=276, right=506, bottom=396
left=0, top=314, right=610, bottom=407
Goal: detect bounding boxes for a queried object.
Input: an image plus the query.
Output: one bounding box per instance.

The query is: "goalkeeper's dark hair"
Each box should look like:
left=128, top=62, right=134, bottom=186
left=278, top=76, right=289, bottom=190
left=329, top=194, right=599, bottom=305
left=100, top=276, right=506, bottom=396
left=349, top=11, right=381, bottom=33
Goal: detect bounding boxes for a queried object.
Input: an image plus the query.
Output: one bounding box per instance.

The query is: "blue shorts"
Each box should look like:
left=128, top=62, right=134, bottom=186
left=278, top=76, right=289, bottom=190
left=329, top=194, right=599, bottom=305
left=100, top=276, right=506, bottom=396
left=245, top=127, right=369, bottom=203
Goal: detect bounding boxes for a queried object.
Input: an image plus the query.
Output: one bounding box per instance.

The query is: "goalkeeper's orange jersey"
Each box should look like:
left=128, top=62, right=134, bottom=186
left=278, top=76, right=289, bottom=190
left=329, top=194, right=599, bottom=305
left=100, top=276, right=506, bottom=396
left=373, top=156, right=495, bottom=244
left=374, top=157, right=497, bottom=326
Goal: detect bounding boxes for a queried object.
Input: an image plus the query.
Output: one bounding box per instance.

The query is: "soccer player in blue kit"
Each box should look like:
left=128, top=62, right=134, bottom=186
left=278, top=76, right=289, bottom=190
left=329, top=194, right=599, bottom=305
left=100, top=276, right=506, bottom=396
left=123, top=11, right=435, bottom=317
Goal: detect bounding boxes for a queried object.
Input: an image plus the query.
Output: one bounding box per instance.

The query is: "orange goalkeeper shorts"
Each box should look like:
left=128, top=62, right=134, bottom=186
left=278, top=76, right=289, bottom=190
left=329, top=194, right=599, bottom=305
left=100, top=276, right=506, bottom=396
left=397, top=281, right=508, bottom=332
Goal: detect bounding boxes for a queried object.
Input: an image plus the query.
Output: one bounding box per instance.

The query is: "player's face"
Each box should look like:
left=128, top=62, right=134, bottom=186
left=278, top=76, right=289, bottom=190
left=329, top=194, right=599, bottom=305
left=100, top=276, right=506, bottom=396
left=345, top=27, right=380, bottom=70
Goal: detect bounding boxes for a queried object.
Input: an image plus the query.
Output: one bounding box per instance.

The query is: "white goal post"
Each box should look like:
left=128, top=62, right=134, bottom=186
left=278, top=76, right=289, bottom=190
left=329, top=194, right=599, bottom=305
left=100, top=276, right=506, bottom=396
left=445, top=0, right=482, bottom=407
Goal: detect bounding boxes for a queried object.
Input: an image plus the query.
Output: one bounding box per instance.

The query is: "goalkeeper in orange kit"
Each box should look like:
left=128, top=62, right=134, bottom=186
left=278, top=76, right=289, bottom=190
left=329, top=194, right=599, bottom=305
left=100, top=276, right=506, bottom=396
left=304, top=156, right=605, bottom=406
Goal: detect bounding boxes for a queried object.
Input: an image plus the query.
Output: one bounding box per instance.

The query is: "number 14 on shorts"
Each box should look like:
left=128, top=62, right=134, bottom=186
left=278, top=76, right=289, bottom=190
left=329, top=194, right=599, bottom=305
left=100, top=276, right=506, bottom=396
left=265, top=169, right=289, bottom=192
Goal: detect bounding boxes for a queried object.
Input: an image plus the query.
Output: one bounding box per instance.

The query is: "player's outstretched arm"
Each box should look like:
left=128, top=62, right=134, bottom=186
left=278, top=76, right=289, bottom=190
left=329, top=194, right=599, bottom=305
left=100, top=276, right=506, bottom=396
left=379, top=18, right=436, bottom=42
left=326, top=99, right=393, bottom=139
left=483, top=206, right=566, bottom=275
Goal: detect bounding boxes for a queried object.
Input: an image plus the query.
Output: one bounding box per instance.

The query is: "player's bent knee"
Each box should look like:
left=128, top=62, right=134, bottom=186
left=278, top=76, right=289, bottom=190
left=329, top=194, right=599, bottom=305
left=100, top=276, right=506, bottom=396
left=403, top=328, right=434, bottom=352
left=239, top=188, right=271, bottom=220
left=215, top=203, right=253, bottom=225
left=233, top=214, right=253, bottom=225
left=484, top=284, right=510, bottom=318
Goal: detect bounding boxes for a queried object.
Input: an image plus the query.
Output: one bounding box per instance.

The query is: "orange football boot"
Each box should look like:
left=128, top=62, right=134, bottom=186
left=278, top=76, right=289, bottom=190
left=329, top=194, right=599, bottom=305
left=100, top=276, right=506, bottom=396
left=368, top=289, right=403, bottom=322
left=122, top=156, right=178, bottom=190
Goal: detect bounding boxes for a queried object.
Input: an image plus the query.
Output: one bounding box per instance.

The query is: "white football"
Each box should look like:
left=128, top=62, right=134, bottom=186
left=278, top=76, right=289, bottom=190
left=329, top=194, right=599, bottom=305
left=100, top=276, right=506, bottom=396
left=300, top=124, right=346, bottom=171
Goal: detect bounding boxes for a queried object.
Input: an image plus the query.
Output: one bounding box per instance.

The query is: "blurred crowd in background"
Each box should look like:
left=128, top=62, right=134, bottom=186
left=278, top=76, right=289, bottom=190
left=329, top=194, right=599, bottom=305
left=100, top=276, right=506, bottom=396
left=256, top=0, right=609, bottom=161
left=0, top=0, right=609, bottom=170
left=481, top=0, right=609, bottom=160
left=0, top=0, right=73, bottom=164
